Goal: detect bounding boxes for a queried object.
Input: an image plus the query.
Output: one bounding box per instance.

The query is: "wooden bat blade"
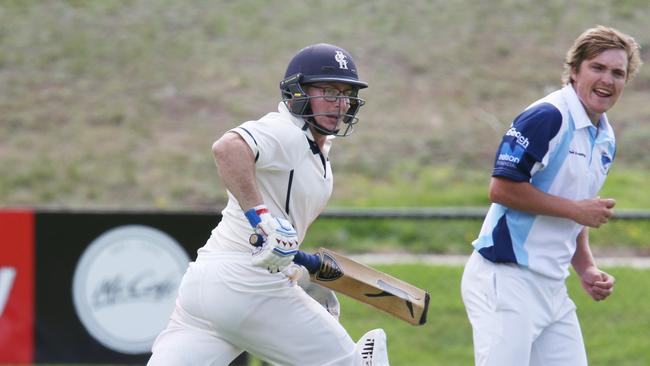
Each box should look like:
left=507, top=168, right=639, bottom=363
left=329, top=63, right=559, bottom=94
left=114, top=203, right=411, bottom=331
left=311, top=248, right=430, bottom=326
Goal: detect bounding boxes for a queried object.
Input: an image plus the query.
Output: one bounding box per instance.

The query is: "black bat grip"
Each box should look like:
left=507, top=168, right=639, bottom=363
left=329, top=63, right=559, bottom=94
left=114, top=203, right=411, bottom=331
left=249, top=233, right=321, bottom=274
left=293, top=251, right=321, bottom=274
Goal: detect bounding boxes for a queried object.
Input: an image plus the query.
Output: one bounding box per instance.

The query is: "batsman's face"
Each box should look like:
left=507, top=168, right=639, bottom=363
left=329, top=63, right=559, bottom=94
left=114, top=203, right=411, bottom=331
left=306, top=82, right=353, bottom=133
left=571, top=48, right=628, bottom=125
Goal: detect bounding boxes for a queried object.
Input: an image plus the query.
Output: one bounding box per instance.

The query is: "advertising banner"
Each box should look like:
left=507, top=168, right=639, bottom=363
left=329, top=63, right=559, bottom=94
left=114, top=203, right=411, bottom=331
left=0, top=209, right=255, bottom=364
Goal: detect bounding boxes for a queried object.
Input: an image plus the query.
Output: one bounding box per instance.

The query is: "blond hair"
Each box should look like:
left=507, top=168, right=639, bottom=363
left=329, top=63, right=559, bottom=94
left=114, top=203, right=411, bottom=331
left=562, top=25, right=642, bottom=85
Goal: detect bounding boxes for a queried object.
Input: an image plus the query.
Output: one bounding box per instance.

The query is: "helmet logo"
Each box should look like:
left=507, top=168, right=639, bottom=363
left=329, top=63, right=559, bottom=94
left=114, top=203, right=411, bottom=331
left=334, top=51, right=349, bottom=70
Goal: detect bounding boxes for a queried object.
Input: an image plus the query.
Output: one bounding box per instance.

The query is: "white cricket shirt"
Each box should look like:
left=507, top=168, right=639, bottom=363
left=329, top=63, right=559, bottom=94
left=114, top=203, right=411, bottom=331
left=473, top=84, right=616, bottom=280
left=201, top=102, right=334, bottom=254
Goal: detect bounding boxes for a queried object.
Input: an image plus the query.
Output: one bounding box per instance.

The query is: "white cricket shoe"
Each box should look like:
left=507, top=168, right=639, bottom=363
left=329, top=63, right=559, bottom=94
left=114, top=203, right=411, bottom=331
left=354, top=328, right=389, bottom=366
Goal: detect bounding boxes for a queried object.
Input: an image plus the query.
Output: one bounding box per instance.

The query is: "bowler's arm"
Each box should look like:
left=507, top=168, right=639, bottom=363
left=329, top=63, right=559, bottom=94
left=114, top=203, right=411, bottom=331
left=571, top=227, right=595, bottom=274
left=571, top=227, right=615, bottom=301
left=489, top=177, right=614, bottom=228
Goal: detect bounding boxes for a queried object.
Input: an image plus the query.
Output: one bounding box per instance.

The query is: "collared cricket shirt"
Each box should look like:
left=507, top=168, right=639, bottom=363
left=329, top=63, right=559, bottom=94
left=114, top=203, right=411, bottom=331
left=203, top=102, right=334, bottom=254
left=473, top=84, right=616, bottom=280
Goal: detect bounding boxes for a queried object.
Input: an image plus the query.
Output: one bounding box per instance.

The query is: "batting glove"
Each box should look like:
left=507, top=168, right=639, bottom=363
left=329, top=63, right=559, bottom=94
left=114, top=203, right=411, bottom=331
left=245, top=205, right=299, bottom=273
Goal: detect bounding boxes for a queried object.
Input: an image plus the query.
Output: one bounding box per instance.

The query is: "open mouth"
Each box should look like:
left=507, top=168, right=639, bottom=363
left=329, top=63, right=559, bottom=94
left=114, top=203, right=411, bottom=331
left=593, top=87, right=613, bottom=98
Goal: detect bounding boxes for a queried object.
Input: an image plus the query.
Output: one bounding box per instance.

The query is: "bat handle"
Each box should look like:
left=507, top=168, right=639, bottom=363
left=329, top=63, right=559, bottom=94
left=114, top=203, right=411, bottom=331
left=249, top=233, right=321, bottom=274
left=249, top=233, right=265, bottom=247
left=293, top=251, right=321, bottom=274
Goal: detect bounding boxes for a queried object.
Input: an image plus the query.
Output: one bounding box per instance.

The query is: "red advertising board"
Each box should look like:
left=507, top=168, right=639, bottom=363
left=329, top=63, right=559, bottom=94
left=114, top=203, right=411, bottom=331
left=0, top=209, right=34, bottom=364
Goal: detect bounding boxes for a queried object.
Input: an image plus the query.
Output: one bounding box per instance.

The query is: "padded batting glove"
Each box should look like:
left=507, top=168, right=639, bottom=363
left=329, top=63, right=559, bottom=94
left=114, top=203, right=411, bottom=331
left=245, top=204, right=299, bottom=273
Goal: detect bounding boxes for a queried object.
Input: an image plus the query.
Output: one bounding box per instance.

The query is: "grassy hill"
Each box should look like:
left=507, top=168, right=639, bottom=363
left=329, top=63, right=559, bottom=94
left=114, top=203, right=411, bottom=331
left=1, top=0, right=649, bottom=211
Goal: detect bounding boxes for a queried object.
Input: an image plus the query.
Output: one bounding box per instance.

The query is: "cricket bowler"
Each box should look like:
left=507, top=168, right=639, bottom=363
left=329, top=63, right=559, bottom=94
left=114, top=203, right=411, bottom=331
left=461, top=26, right=642, bottom=366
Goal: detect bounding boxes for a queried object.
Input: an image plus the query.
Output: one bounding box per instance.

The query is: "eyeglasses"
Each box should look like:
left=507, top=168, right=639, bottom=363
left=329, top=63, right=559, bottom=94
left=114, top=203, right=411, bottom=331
left=309, top=86, right=357, bottom=102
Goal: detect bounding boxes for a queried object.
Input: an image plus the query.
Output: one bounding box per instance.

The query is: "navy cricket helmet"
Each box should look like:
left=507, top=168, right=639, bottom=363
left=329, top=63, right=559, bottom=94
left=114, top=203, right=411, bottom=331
left=280, top=43, right=368, bottom=137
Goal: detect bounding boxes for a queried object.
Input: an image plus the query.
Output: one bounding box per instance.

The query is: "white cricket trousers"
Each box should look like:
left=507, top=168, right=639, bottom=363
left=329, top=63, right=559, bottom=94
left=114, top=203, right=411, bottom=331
left=461, top=251, right=588, bottom=366
left=147, top=252, right=356, bottom=366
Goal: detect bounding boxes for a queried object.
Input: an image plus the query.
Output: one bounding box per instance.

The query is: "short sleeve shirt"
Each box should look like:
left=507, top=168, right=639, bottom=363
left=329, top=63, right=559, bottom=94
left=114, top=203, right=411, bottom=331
left=473, top=85, right=616, bottom=279
left=202, top=102, right=334, bottom=254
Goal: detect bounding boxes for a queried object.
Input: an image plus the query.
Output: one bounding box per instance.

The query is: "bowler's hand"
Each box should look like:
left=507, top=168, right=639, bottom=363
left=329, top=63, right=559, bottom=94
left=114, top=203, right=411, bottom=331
left=579, top=266, right=615, bottom=301
left=574, top=198, right=615, bottom=228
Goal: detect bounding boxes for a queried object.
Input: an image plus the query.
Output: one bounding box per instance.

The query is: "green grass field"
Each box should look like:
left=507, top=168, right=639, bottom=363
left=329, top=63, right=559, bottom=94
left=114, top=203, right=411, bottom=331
left=340, top=264, right=650, bottom=366
left=237, top=264, right=650, bottom=366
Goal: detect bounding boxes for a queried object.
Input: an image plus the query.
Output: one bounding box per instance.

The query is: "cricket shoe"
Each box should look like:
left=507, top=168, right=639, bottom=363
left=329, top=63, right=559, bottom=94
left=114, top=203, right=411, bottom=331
left=354, top=328, right=389, bottom=366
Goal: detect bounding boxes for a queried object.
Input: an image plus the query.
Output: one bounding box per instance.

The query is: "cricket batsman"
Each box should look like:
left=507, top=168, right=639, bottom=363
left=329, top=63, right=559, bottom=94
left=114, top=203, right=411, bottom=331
left=147, top=43, right=389, bottom=365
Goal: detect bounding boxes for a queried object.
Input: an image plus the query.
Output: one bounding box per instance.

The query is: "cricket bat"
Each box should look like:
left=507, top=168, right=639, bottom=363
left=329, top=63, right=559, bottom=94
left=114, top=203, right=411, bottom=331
left=250, top=234, right=430, bottom=325
left=294, top=248, right=430, bottom=326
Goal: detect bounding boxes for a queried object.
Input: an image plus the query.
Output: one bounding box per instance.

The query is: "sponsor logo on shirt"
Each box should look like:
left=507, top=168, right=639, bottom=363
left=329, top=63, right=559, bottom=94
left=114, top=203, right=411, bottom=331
left=505, top=127, right=530, bottom=148
left=569, top=149, right=587, bottom=158
left=496, top=142, right=525, bottom=167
